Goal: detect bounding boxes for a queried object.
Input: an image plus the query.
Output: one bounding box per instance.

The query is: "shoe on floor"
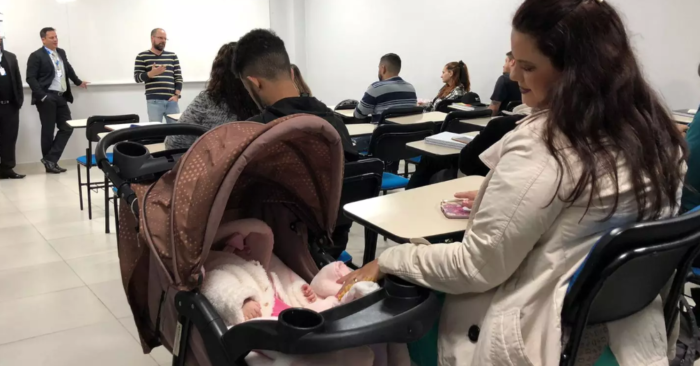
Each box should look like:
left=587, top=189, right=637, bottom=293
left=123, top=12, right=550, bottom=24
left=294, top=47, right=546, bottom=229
left=55, top=164, right=68, bottom=173
left=0, top=169, right=25, bottom=179
left=41, top=159, right=62, bottom=174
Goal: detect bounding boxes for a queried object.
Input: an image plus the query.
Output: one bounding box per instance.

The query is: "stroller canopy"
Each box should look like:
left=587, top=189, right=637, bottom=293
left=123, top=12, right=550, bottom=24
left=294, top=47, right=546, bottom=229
left=132, top=114, right=344, bottom=290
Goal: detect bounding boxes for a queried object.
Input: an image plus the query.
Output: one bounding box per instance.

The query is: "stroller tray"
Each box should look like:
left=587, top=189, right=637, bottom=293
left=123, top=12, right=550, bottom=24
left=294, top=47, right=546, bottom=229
left=175, top=276, right=441, bottom=365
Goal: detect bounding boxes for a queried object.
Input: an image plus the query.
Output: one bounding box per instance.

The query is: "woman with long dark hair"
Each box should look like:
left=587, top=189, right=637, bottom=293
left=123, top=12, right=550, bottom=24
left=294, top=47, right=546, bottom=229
left=422, top=61, right=470, bottom=111
left=291, top=64, right=312, bottom=97
left=165, top=42, right=259, bottom=149
left=340, top=0, right=686, bottom=364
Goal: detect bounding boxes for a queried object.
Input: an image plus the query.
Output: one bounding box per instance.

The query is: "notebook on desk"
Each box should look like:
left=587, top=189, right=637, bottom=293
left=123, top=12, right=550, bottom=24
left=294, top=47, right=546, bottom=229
left=448, top=103, right=475, bottom=112
left=425, top=132, right=473, bottom=150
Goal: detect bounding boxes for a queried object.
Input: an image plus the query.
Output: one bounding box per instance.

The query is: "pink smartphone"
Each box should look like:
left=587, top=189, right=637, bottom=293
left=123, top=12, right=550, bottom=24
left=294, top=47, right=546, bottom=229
left=440, top=200, right=471, bottom=219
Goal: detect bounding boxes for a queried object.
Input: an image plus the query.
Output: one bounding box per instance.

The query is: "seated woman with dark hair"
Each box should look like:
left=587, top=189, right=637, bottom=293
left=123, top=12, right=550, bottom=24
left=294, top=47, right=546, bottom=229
left=165, top=42, right=260, bottom=150
left=421, top=61, right=470, bottom=112
left=291, top=64, right=313, bottom=97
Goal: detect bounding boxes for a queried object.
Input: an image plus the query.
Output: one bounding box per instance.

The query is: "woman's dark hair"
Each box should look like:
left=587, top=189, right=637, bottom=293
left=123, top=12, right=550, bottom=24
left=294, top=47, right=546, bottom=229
left=513, top=0, right=686, bottom=221
left=206, top=42, right=259, bottom=120
left=291, top=64, right=312, bottom=96
left=437, top=61, right=470, bottom=99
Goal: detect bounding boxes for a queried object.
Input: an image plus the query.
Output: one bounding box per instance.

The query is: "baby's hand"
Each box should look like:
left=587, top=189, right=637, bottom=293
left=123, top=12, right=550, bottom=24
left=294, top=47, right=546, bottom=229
left=302, top=284, right=317, bottom=303
left=243, top=299, right=262, bottom=320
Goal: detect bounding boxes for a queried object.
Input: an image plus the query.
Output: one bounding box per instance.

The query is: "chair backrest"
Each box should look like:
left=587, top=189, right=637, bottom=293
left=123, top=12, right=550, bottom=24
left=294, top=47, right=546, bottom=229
left=563, top=209, right=700, bottom=327
left=377, top=106, right=424, bottom=125
left=335, top=99, right=359, bottom=111
left=368, top=122, right=434, bottom=163
left=505, top=100, right=522, bottom=112
left=440, top=109, right=493, bottom=133
left=86, top=114, right=140, bottom=143
left=434, top=98, right=459, bottom=113
left=336, top=159, right=384, bottom=227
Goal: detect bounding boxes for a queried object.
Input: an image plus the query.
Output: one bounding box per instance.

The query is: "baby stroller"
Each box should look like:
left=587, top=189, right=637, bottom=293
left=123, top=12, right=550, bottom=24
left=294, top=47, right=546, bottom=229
left=95, top=114, right=441, bottom=366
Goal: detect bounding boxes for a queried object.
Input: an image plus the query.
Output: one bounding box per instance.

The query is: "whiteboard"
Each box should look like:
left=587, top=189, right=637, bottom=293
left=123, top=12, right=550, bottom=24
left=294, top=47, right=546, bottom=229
left=5, top=0, right=270, bottom=85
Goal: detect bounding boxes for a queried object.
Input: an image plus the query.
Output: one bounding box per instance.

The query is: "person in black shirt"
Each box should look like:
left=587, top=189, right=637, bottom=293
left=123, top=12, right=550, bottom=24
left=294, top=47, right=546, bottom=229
left=488, top=51, right=522, bottom=116
left=0, top=37, right=25, bottom=179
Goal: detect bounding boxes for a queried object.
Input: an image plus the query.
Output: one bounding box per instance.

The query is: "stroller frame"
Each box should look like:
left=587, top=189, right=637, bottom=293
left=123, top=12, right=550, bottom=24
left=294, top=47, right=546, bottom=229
left=96, top=117, right=441, bottom=366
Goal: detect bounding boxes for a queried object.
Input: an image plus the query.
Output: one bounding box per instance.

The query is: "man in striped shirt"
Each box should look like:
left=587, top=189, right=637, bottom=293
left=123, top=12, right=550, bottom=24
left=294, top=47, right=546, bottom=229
left=354, top=53, right=417, bottom=122
left=134, top=28, right=183, bottom=123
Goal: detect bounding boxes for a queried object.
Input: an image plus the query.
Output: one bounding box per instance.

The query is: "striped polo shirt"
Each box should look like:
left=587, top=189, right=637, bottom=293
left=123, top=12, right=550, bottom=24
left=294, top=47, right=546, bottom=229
left=354, top=76, right=417, bottom=122
left=133, top=50, right=183, bottom=100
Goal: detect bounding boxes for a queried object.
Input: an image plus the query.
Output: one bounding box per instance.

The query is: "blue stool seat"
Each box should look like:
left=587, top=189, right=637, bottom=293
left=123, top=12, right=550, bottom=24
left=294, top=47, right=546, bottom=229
left=112, top=187, right=118, bottom=194
left=381, top=172, right=409, bottom=191
left=408, top=156, right=421, bottom=164
left=339, top=251, right=353, bottom=264
left=77, top=153, right=113, bottom=166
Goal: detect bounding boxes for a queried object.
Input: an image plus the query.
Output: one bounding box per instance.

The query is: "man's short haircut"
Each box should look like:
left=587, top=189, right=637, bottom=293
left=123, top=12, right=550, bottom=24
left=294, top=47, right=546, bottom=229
left=233, top=29, right=291, bottom=80
left=40, top=27, right=55, bottom=39
left=506, top=51, right=514, bottom=60
left=380, top=53, right=402, bottom=74
left=151, top=28, right=164, bottom=37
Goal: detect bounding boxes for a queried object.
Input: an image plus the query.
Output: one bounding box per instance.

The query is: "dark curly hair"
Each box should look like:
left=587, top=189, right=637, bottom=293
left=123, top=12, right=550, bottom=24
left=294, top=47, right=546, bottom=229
left=513, top=0, right=687, bottom=221
left=206, top=42, right=259, bottom=120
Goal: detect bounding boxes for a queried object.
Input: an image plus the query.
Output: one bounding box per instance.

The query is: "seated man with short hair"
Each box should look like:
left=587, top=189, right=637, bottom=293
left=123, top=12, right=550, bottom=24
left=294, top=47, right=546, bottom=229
left=488, top=51, right=521, bottom=116
left=233, top=29, right=357, bottom=162
left=354, top=53, right=417, bottom=123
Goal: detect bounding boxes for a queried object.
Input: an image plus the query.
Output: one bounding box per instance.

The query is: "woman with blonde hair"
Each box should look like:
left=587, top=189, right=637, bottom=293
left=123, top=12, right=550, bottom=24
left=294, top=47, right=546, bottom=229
left=291, top=64, right=312, bottom=97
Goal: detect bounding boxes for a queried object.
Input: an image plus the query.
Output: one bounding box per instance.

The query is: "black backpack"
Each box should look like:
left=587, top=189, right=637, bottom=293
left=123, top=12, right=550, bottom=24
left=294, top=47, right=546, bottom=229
left=671, top=288, right=700, bottom=366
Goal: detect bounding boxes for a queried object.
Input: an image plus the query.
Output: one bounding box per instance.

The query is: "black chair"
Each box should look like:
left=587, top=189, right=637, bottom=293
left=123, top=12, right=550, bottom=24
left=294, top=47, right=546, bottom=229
left=377, top=106, right=424, bottom=126
left=504, top=100, right=522, bottom=112
left=333, top=159, right=384, bottom=266
left=367, top=122, right=434, bottom=194
left=440, top=109, right=493, bottom=134
left=77, top=114, right=139, bottom=233
left=434, top=98, right=460, bottom=113
left=335, top=99, right=359, bottom=110
left=560, top=209, right=700, bottom=366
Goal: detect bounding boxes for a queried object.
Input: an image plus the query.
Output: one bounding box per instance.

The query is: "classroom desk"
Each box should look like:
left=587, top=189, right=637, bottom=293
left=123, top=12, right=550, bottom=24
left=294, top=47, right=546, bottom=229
left=347, top=124, right=376, bottom=137
left=168, top=113, right=182, bottom=121
left=386, top=111, right=447, bottom=125
left=344, top=175, right=484, bottom=254
left=97, top=131, right=166, bottom=153
left=104, top=122, right=163, bottom=131
left=406, top=132, right=479, bottom=157
left=335, top=109, right=355, bottom=118
left=67, top=119, right=88, bottom=128
left=674, top=113, right=694, bottom=125
left=459, top=116, right=492, bottom=128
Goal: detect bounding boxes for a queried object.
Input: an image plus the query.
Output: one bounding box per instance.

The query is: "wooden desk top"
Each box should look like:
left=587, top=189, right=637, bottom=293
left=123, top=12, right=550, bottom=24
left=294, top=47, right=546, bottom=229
left=459, top=117, right=492, bottom=127
left=347, top=124, right=376, bottom=137
left=67, top=119, right=88, bottom=128
left=406, top=132, right=479, bottom=157
left=386, top=111, right=447, bottom=125
left=335, top=109, right=355, bottom=118
left=344, top=175, right=484, bottom=242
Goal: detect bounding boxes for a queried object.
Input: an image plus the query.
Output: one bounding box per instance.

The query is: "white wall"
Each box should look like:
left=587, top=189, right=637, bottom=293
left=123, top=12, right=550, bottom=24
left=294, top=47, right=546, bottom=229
left=304, top=0, right=700, bottom=110
left=270, top=0, right=307, bottom=72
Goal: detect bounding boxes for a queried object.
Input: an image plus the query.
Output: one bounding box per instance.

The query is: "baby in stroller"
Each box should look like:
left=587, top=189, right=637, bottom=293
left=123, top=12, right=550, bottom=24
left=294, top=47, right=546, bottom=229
left=202, top=218, right=378, bottom=326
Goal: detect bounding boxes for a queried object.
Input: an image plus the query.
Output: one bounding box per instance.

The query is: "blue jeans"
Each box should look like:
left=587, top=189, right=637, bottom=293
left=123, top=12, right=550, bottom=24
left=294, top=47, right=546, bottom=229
left=146, top=99, right=180, bottom=124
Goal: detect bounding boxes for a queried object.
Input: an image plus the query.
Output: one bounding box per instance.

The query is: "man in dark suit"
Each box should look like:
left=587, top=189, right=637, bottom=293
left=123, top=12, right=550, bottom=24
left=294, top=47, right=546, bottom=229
left=26, top=27, right=89, bottom=174
left=0, top=37, right=25, bottom=179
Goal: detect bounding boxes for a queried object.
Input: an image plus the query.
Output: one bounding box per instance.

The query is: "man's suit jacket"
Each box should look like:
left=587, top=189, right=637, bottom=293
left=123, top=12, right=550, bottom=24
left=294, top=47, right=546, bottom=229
left=26, top=47, right=82, bottom=105
left=1, top=50, right=24, bottom=109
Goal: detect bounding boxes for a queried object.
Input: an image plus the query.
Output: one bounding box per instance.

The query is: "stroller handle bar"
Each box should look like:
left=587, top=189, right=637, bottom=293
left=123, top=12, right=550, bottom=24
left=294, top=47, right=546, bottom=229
left=95, top=124, right=209, bottom=216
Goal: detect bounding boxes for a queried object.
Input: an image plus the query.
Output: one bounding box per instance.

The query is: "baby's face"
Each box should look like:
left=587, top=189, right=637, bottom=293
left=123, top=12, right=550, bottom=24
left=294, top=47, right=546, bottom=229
left=224, top=234, right=254, bottom=261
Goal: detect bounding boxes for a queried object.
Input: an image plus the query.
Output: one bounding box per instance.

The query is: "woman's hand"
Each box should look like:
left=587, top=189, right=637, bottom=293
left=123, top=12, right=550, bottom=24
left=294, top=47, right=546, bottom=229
left=454, top=190, right=478, bottom=209
left=335, top=259, right=385, bottom=299
left=677, top=123, right=689, bottom=137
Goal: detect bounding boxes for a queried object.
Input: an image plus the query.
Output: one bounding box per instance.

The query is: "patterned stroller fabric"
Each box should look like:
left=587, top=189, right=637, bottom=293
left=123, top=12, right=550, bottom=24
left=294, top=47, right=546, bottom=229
left=116, top=114, right=344, bottom=365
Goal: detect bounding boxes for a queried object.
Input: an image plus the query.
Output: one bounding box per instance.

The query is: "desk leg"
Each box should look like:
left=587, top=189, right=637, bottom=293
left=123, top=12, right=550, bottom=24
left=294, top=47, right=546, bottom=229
left=363, top=227, right=379, bottom=265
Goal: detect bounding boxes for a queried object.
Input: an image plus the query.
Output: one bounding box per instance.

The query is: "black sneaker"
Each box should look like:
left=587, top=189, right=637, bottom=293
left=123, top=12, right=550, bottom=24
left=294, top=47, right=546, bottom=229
left=41, top=159, right=62, bottom=174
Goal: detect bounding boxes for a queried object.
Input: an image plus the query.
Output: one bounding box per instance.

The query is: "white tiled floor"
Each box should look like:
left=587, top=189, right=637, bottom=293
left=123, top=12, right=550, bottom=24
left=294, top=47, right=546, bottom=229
left=0, top=165, right=396, bottom=365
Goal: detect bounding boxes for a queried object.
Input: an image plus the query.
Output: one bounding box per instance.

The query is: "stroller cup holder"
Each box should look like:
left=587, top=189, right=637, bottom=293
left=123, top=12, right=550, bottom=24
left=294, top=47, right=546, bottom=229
left=277, top=309, right=325, bottom=339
